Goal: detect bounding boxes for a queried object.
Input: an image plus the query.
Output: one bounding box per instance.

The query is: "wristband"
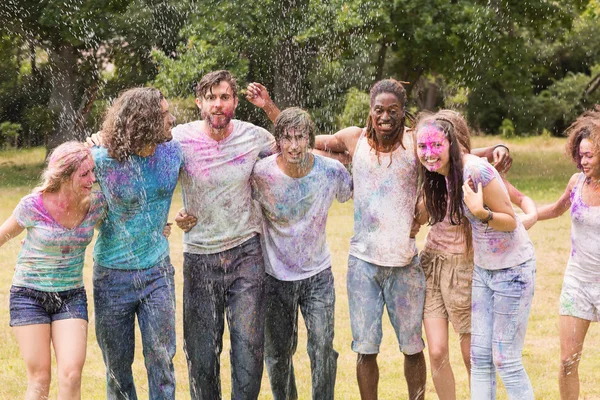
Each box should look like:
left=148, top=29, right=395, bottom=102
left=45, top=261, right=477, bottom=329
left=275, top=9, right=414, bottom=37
left=494, top=144, right=510, bottom=153
left=480, top=208, right=494, bottom=224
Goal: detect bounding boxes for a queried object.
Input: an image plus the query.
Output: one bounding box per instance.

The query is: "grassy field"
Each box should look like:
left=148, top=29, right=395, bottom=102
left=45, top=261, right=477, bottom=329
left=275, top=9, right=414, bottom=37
left=0, top=136, right=599, bottom=399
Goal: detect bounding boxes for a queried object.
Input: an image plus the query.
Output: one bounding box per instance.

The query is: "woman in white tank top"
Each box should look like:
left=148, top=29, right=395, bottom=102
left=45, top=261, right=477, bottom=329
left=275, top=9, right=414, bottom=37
left=535, top=106, right=600, bottom=400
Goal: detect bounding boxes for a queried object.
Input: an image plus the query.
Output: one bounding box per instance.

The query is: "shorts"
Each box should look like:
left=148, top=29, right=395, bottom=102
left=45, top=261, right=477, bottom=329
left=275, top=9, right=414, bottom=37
left=9, top=285, right=88, bottom=327
left=560, top=274, right=600, bottom=322
left=347, top=255, right=425, bottom=355
left=421, top=249, right=473, bottom=334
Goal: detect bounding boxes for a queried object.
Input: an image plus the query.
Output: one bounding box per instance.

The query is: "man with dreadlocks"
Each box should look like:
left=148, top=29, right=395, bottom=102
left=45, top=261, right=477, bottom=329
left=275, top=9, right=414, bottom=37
left=314, top=79, right=428, bottom=400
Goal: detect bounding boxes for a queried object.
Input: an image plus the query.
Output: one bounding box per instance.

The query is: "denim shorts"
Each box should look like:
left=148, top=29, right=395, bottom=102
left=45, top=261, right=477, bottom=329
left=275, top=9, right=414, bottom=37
left=9, top=285, right=88, bottom=327
left=347, top=255, right=426, bottom=355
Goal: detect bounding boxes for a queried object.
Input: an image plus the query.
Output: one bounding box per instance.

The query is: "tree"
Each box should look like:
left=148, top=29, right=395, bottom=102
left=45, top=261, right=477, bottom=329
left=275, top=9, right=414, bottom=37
left=0, top=0, right=186, bottom=149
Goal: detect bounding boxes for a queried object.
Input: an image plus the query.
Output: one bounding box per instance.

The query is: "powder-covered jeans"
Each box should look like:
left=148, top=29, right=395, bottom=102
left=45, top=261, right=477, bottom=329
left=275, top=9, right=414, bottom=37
left=93, top=257, right=176, bottom=400
left=470, top=259, right=536, bottom=400
left=183, top=235, right=265, bottom=400
left=265, top=268, right=337, bottom=400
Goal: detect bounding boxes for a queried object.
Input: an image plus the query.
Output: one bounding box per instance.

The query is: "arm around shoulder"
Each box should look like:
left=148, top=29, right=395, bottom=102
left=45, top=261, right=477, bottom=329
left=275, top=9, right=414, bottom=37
left=315, top=126, right=362, bottom=157
left=503, top=178, right=537, bottom=229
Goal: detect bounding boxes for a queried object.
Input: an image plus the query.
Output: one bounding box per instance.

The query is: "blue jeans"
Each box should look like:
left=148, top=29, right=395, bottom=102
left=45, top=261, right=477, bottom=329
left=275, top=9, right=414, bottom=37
left=93, top=257, right=176, bottom=400
left=265, top=268, right=337, bottom=400
left=183, top=236, right=265, bottom=400
left=470, top=259, right=536, bottom=400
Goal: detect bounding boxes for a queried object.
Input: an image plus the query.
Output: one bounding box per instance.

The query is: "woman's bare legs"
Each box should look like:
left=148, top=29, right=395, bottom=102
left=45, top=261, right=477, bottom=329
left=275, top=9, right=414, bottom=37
left=559, top=315, right=590, bottom=400
left=13, top=324, right=52, bottom=400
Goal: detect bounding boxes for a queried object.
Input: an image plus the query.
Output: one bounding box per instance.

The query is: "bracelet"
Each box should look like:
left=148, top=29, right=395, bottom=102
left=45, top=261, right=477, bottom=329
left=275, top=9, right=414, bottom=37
left=494, top=144, right=510, bottom=153
left=480, top=208, right=494, bottom=224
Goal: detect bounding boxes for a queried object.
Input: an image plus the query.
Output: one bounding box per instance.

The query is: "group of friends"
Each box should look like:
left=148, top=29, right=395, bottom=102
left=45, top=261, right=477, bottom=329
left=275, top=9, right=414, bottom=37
left=0, top=69, right=599, bottom=400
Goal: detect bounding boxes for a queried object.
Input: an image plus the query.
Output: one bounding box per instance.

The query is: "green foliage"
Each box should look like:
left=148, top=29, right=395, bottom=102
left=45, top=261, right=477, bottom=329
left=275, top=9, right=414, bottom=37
left=168, top=97, right=198, bottom=125
left=0, top=121, right=21, bottom=147
left=21, top=106, right=54, bottom=145
left=0, top=0, right=188, bottom=147
left=500, top=119, right=515, bottom=138
left=337, top=88, right=370, bottom=129
left=1, top=0, right=599, bottom=142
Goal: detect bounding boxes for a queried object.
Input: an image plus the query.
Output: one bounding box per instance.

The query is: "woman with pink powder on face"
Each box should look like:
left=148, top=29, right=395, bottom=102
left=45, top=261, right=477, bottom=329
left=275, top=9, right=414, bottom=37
left=414, top=110, right=537, bottom=400
left=0, top=142, right=106, bottom=400
left=535, top=106, right=600, bottom=400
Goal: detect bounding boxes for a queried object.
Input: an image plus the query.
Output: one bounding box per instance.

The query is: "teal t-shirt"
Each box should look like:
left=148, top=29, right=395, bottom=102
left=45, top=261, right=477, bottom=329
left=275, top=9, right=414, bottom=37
left=92, top=141, right=183, bottom=269
left=12, top=191, right=107, bottom=291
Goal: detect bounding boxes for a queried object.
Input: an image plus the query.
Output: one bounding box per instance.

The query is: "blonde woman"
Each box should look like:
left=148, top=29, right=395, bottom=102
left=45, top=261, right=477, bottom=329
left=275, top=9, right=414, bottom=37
left=0, top=142, right=106, bottom=400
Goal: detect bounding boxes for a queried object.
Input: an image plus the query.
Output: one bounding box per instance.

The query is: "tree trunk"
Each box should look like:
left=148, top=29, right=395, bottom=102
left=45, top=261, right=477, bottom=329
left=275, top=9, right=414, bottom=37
left=424, top=79, right=439, bottom=111
left=30, top=41, right=38, bottom=79
left=272, top=0, right=311, bottom=109
left=47, top=42, right=78, bottom=152
left=273, top=36, right=310, bottom=109
left=375, top=41, right=387, bottom=82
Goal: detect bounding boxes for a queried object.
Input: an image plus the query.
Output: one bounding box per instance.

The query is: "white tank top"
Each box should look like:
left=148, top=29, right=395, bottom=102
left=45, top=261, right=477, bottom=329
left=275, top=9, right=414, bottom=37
left=565, top=173, right=600, bottom=282
left=349, top=129, right=418, bottom=267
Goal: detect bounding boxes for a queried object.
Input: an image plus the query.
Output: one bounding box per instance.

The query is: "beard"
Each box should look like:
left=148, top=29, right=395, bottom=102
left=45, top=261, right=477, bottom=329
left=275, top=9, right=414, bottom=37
left=202, top=110, right=234, bottom=130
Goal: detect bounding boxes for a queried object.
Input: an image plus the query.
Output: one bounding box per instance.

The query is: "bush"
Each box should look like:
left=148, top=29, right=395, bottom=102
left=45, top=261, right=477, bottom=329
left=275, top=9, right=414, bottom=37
left=22, top=106, right=55, bottom=146
left=0, top=121, right=21, bottom=148
left=337, top=87, right=370, bottom=129
left=500, top=119, right=516, bottom=138
left=169, top=97, right=199, bottom=125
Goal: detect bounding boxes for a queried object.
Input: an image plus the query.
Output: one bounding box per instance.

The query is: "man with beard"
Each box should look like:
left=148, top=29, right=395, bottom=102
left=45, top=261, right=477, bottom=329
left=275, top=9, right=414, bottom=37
left=173, top=70, right=277, bottom=400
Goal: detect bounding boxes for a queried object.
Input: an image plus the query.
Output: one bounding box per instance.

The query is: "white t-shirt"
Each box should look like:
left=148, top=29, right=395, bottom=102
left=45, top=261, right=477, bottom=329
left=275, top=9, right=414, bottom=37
left=173, top=119, right=276, bottom=254
left=463, top=156, right=535, bottom=270
left=349, top=129, right=419, bottom=267
left=252, top=154, right=353, bottom=281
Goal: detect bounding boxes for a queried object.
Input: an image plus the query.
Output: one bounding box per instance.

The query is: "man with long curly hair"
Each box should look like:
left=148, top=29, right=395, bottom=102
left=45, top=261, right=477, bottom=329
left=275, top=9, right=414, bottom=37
left=91, top=87, right=181, bottom=400
left=173, top=70, right=277, bottom=400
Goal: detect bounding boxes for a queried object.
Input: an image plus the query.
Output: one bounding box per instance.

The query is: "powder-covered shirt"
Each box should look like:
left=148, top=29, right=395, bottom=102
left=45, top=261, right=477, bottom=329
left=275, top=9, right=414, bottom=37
left=173, top=119, right=276, bottom=254
left=92, top=141, right=183, bottom=269
left=349, top=129, right=419, bottom=267
left=565, top=173, right=600, bottom=282
left=463, top=156, right=535, bottom=270
left=12, top=191, right=107, bottom=291
left=252, top=153, right=353, bottom=281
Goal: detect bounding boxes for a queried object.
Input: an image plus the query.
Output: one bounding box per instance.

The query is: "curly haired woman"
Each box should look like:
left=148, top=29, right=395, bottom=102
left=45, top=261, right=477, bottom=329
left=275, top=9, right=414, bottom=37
left=535, top=106, right=600, bottom=400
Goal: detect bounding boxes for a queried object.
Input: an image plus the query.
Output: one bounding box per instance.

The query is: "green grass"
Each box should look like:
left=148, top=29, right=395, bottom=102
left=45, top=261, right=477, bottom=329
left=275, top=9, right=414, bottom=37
left=0, top=137, right=599, bottom=399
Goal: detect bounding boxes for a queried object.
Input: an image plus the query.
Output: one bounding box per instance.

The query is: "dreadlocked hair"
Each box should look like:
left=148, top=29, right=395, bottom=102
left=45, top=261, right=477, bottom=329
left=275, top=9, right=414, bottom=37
left=415, top=110, right=473, bottom=253
left=365, top=79, right=407, bottom=167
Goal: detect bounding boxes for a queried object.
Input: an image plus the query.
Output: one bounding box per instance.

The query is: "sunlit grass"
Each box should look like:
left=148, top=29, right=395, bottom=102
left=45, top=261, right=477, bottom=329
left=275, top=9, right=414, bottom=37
left=1, top=138, right=599, bottom=399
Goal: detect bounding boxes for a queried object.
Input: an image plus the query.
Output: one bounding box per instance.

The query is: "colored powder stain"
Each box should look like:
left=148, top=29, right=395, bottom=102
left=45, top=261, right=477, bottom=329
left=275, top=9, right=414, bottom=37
left=230, top=153, right=248, bottom=166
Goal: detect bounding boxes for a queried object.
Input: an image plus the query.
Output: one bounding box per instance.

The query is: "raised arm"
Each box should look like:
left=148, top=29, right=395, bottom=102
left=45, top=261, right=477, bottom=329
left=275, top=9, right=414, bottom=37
left=537, top=173, right=579, bottom=221
left=245, top=82, right=281, bottom=124
left=0, top=215, right=25, bottom=248
left=503, top=178, right=538, bottom=230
